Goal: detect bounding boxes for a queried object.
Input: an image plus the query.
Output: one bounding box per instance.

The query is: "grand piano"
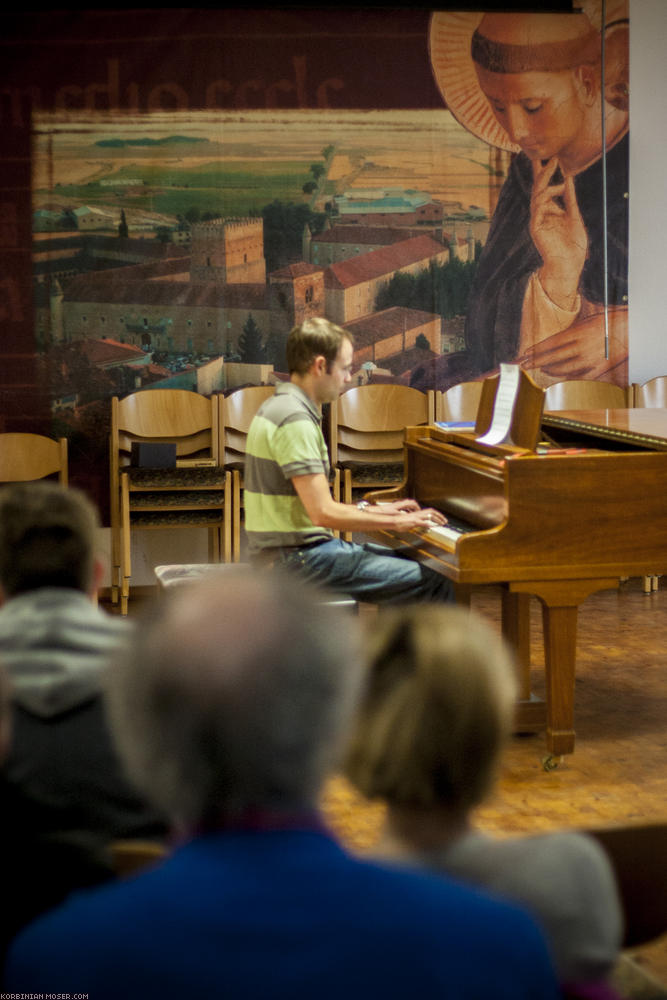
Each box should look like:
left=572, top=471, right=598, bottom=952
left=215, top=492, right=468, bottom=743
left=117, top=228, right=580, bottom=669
left=363, top=374, right=667, bottom=766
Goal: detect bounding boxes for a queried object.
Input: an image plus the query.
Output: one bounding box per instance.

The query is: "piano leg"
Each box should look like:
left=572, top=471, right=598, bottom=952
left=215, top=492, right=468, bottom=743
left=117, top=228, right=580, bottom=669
left=541, top=602, right=578, bottom=759
left=512, top=579, right=619, bottom=762
left=501, top=590, right=547, bottom=734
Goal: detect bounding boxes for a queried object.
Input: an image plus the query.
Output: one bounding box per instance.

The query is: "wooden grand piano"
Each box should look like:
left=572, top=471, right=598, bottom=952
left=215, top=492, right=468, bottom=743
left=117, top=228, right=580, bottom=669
left=363, top=374, right=667, bottom=765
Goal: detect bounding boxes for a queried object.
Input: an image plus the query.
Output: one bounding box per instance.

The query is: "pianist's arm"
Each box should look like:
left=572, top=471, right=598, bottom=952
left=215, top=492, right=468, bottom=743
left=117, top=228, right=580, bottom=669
left=292, top=473, right=447, bottom=534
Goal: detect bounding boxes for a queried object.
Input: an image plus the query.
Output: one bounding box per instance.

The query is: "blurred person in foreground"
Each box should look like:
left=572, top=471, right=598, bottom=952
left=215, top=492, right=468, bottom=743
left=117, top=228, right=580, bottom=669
left=4, top=571, right=558, bottom=999
left=344, top=603, right=623, bottom=999
left=0, top=482, right=166, bottom=958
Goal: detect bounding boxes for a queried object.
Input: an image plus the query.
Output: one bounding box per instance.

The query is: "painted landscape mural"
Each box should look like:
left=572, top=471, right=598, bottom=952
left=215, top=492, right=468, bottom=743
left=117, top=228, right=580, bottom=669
left=5, top=4, right=629, bottom=515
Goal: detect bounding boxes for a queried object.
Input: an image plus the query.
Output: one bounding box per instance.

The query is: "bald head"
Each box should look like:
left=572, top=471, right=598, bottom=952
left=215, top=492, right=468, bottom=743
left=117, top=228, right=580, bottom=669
left=105, top=570, right=363, bottom=830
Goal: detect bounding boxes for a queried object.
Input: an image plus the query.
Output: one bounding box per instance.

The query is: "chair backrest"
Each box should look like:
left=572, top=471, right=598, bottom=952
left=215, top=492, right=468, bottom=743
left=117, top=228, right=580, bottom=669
left=0, top=432, right=68, bottom=485
left=437, top=381, right=484, bottom=423
left=632, top=376, right=667, bottom=408
left=586, top=822, right=667, bottom=948
left=111, top=389, right=219, bottom=466
left=544, top=379, right=629, bottom=411
left=330, top=384, right=434, bottom=466
left=220, top=385, right=275, bottom=469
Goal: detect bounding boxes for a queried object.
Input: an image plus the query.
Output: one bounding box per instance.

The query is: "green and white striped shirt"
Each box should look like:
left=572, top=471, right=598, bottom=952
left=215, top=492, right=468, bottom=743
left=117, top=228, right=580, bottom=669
left=244, top=383, right=334, bottom=553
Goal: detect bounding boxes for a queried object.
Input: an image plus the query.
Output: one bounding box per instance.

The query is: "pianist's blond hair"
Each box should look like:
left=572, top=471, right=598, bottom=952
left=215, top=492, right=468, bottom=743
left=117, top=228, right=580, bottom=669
left=344, top=605, right=517, bottom=813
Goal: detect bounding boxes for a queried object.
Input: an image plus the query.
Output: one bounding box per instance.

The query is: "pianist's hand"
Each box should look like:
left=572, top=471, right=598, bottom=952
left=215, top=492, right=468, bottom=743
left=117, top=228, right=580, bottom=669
left=379, top=499, right=421, bottom=514
left=394, top=505, right=448, bottom=531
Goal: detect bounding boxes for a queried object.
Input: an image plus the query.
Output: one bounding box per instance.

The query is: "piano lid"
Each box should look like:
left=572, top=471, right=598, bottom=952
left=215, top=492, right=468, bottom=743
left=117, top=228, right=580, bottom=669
left=543, top=408, right=667, bottom=452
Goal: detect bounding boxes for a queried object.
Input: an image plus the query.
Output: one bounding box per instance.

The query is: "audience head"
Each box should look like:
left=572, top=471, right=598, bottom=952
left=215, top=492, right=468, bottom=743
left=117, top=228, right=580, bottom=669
left=0, top=482, right=101, bottom=601
left=286, top=317, right=353, bottom=376
left=344, top=605, right=517, bottom=819
left=105, top=570, right=363, bottom=831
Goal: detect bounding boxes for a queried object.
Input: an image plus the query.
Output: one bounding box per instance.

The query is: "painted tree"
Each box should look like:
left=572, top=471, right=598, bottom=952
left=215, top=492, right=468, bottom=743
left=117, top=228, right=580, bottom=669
left=238, top=314, right=266, bottom=364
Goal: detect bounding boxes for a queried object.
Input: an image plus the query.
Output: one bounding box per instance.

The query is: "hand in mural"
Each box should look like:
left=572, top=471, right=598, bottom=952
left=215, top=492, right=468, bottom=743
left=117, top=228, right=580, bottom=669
left=531, top=158, right=588, bottom=313
left=517, top=307, right=628, bottom=381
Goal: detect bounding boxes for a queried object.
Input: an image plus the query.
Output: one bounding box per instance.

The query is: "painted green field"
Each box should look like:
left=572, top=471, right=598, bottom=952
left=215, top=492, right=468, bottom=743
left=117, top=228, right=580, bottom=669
left=47, top=158, right=330, bottom=218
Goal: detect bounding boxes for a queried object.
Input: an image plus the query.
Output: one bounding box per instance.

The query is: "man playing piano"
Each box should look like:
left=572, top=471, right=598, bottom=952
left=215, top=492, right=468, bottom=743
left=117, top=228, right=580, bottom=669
left=244, top=317, right=454, bottom=604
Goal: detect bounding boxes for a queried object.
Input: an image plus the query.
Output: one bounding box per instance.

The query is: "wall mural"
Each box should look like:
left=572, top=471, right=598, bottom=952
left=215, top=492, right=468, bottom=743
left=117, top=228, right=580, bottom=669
left=3, top=5, right=629, bottom=517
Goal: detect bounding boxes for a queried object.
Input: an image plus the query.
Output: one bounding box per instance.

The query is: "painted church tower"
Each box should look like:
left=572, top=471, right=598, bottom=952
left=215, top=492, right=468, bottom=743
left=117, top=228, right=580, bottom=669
left=190, top=218, right=266, bottom=284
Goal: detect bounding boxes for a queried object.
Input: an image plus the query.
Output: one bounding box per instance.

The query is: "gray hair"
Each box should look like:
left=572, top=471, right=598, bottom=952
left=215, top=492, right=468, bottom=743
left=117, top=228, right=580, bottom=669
left=105, top=570, right=363, bottom=829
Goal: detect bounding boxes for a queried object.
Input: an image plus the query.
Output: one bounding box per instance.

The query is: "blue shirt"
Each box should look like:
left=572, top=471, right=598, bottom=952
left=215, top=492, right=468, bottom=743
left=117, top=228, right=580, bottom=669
left=3, top=827, right=559, bottom=999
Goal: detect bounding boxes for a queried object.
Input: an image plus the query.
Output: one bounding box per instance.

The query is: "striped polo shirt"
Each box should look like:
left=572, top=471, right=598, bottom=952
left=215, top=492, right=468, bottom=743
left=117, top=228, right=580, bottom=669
left=244, top=382, right=334, bottom=553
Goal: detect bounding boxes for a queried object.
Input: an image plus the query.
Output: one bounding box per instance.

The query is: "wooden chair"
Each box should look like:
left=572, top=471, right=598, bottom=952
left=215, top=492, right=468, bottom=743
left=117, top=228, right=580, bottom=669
left=544, top=379, right=629, bottom=411
left=632, top=375, right=667, bottom=408
left=110, top=389, right=230, bottom=615
left=219, top=385, right=275, bottom=561
left=329, top=384, right=434, bottom=541
left=0, top=432, right=68, bottom=485
left=436, top=380, right=483, bottom=423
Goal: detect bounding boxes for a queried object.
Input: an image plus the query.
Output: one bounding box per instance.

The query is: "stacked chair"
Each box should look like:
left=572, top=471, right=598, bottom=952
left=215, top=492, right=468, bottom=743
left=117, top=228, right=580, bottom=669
left=328, top=383, right=434, bottom=542
left=219, top=385, right=275, bottom=562
left=109, top=389, right=230, bottom=615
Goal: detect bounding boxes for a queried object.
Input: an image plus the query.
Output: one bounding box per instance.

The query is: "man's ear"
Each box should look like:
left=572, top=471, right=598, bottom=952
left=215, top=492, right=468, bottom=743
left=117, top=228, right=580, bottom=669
left=312, top=354, right=327, bottom=376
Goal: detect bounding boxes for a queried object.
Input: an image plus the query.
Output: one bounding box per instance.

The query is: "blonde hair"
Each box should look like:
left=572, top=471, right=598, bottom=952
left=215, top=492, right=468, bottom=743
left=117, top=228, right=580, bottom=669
left=344, top=605, right=517, bottom=814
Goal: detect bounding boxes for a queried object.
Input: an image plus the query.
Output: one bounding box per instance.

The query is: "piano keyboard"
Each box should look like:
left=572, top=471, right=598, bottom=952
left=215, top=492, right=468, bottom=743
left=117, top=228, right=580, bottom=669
left=424, top=515, right=477, bottom=546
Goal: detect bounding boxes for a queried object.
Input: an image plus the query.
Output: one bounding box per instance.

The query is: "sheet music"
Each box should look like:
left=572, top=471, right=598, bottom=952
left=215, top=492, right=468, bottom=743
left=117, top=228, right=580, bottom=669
left=476, top=364, right=520, bottom=446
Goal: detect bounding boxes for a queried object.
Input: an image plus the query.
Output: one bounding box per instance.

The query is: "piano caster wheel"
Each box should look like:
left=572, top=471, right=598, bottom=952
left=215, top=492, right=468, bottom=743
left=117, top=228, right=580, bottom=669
left=542, top=754, right=563, bottom=772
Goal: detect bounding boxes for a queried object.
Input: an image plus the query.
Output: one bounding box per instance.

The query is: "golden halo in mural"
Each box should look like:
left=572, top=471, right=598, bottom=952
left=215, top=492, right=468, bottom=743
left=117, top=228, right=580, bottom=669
left=428, top=0, right=627, bottom=152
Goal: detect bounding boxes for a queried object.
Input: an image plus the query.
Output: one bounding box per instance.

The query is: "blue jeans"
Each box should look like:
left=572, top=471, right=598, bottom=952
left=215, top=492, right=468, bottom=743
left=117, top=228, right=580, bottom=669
left=277, top=538, right=454, bottom=605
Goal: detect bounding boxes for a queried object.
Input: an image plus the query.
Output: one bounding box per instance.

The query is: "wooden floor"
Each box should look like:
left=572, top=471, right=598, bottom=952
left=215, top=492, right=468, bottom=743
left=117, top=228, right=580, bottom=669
left=321, top=577, right=667, bottom=994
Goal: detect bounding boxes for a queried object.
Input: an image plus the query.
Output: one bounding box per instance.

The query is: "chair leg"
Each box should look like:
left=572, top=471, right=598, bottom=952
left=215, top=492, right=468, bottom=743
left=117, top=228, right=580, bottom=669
left=207, top=529, right=217, bottom=563
left=120, top=583, right=130, bottom=617
left=120, top=473, right=132, bottom=616
left=232, top=469, right=241, bottom=563
left=110, top=491, right=121, bottom=605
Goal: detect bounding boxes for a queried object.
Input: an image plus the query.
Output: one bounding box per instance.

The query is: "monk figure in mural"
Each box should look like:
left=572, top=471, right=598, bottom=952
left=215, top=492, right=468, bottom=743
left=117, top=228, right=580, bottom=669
left=428, top=4, right=629, bottom=387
